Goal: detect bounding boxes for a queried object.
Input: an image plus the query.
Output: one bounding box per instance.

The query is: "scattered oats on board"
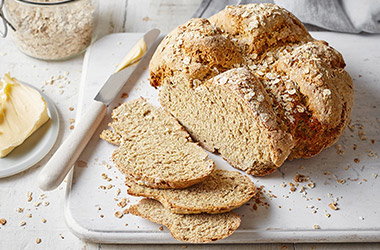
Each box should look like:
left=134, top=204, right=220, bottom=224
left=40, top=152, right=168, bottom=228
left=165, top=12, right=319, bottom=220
left=114, top=211, right=123, bottom=219
left=0, top=218, right=7, bottom=225
left=313, top=224, right=321, bottom=230
left=35, top=238, right=42, bottom=244
left=293, top=174, right=309, bottom=183
left=39, top=194, right=47, bottom=200
left=101, top=173, right=112, bottom=182
left=328, top=202, right=339, bottom=210
left=335, top=144, right=345, bottom=155
left=115, top=188, right=121, bottom=196
left=20, top=221, right=26, bottom=226
left=117, top=198, right=129, bottom=208
left=27, top=192, right=33, bottom=202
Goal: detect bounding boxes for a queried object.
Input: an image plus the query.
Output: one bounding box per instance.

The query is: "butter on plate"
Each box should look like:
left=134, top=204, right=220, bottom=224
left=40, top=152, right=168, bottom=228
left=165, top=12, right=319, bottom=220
left=0, top=74, right=50, bottom=158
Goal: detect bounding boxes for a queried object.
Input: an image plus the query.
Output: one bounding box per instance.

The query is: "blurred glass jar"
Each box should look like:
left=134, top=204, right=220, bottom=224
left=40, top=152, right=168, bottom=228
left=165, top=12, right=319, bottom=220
left=2, top=0, right=98, bottom=60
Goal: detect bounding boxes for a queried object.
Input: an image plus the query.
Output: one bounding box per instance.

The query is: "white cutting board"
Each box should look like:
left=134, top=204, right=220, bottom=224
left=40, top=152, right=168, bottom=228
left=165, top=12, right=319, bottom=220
left=64, top=32, right=380, bottom=243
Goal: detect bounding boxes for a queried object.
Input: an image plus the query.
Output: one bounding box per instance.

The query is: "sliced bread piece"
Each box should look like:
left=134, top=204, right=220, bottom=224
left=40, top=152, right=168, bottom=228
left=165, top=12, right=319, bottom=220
left=128, top=199, right=241, bottom=243
left=126, top=169, right=257, bottom=214
left=100, top=98, right=215, bottom=189
left=159, top=68, right=294, bottom=176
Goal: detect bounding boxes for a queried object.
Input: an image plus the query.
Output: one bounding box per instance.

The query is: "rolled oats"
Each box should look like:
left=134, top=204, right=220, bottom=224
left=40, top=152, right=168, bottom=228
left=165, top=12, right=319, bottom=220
left=5, top=0, right=96, bottom=60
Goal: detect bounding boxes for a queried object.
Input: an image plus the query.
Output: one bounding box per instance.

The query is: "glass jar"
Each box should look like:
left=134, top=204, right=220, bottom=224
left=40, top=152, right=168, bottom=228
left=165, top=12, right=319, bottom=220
left=2, top=0, right=98, bottom=60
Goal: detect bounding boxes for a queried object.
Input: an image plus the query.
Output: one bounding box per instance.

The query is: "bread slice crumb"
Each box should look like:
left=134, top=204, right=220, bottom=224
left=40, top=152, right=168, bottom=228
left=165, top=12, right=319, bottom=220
left=128, top=199, right=241, bottom=243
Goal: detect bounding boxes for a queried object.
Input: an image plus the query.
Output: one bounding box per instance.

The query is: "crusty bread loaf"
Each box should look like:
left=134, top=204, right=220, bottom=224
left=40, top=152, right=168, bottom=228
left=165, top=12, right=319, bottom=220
left=100, top=98, right=215, bottom=189
left=128, top=199, right=241, bottom=243
left=126, top=169, right=257, bottom=214
left=149, top=3, right=353, bottom=175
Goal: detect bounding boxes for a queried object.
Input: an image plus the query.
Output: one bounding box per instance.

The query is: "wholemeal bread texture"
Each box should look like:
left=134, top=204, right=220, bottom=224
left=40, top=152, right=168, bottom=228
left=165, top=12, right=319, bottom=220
left=100, top=98, right=215, bottom=189
left=128, top=199, right=241, bottom=243
left=126, top=169, right=257, bottom=214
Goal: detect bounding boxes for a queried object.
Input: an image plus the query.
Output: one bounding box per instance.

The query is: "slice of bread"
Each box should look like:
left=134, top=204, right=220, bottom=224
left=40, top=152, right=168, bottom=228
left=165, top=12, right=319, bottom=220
left=128, top=199, right=241, bottom=243
left=159, top=68, right=294, bottom=176
left=126, top=169, right=257, bottom=214
left=100, top=98, right=215, bottom=189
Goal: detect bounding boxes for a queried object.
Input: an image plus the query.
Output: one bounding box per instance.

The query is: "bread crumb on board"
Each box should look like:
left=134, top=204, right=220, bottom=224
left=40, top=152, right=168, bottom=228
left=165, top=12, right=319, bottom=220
left=0, top=218, right=7, bottom=225
left=114, top=211, right=123, bottom=218
left=328, top=202, right=339, bottom=210
left=293, top=174, right=309, bottom=183
left=27, top=192, right=33, bottom=202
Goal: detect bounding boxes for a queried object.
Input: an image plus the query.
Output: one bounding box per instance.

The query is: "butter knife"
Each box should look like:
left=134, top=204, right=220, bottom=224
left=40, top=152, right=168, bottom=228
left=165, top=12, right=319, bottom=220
left=38, top=29, right=160, bottom=191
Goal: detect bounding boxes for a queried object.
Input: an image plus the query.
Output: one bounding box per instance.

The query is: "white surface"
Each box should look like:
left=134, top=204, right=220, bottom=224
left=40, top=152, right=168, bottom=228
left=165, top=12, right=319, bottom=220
left=65, top=32, right=380, bottom=243
left=0, top=83, right=60, bottom=178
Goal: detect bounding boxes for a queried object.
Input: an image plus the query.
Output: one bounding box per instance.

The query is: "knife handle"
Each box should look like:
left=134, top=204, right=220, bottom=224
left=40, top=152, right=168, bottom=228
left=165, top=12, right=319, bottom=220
left=38, top=99, right=107, bottom=191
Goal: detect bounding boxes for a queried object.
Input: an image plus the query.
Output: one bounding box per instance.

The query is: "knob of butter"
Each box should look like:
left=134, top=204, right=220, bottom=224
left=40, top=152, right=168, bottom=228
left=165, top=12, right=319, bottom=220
left=115, top=38, right=147, bottom=72
left=0, top=74, right=50, bottom=158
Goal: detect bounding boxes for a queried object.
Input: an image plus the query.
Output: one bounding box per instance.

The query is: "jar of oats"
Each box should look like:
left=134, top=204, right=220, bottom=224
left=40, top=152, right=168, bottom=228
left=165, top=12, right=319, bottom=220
left=3, top=0, right=98, bottom=60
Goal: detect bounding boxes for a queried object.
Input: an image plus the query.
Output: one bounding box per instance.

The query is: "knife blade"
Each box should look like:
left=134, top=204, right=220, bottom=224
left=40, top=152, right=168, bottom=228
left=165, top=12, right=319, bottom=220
left=95, top=28, right=160, bottom=105
left=38, top=29, right=161, bottom=191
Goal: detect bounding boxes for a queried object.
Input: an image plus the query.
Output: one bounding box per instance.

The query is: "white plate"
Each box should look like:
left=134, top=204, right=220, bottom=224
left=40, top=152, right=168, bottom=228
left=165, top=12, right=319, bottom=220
left=0, top=83, right=60, bottom=178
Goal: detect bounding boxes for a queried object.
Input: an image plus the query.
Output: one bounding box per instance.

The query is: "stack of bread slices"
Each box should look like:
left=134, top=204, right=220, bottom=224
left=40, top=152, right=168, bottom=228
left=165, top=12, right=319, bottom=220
left=101, top=98, right=257, bottom=243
